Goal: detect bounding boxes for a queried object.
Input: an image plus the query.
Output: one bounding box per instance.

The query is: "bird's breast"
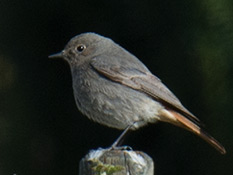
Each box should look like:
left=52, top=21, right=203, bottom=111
left=71, top=67, right=163, bottom=130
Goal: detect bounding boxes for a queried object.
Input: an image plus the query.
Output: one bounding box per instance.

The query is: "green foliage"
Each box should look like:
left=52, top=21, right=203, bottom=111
left=91, top=159, right=124, bottom=175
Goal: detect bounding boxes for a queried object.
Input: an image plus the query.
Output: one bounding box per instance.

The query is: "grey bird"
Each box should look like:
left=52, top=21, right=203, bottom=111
left=49, top=32, right=226, bottom=154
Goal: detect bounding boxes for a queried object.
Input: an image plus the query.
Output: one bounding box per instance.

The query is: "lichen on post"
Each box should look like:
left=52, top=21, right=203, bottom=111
left=79, top=148, right=154, bottom=175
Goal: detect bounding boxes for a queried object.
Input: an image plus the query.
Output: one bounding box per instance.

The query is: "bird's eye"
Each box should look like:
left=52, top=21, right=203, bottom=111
left=76, top=44, right=86, bottom=52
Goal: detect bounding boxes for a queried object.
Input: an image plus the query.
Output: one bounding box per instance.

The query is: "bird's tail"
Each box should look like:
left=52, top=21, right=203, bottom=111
left=159, top=109, right=226, bottom=154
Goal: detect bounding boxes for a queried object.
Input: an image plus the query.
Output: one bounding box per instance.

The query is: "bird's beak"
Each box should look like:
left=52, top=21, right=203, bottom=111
left=48, top=51, right=64, bottom=59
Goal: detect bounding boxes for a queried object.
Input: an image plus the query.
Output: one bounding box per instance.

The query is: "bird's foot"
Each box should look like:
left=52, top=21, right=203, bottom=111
left=109, top=145, right=133, bottom=151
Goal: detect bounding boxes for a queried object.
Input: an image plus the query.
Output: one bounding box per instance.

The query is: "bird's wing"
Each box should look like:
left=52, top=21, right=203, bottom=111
left=90, top=55, right=201, bottom=125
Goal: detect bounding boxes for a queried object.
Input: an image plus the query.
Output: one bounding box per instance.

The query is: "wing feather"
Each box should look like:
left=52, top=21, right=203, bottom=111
left=91, top=56, right=201, bottom=125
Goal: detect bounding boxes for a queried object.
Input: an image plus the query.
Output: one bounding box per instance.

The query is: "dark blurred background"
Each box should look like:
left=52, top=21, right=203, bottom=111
left=0, top=0, right=233, bottom=175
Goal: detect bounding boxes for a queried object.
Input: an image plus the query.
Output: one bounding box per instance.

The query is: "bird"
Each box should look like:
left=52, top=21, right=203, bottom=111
left=49, top=32, right=226, bottom=154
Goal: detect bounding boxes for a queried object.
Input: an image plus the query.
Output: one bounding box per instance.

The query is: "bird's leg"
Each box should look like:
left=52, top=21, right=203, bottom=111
left=111, top=122, right=136, bottom=149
